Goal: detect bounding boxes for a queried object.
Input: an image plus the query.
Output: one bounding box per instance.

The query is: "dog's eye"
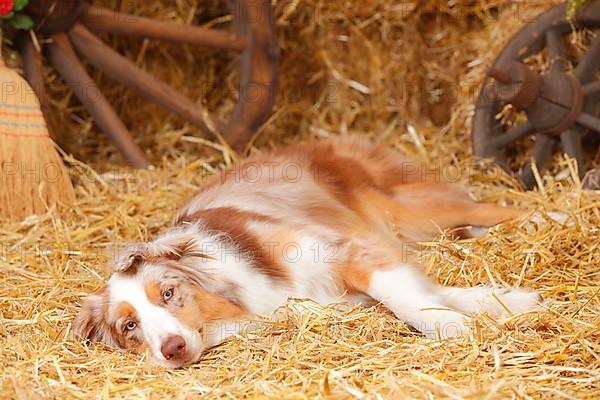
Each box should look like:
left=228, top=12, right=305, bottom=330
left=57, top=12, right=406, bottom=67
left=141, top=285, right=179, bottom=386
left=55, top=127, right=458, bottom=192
left=125, top=321, right=137, bottom=331
left=163, top=288, right=174, bottom=302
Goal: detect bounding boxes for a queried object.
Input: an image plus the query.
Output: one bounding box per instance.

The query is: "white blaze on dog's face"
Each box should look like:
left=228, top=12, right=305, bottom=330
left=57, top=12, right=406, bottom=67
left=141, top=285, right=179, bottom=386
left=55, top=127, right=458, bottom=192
left=74, top=241, right=247, bottom=368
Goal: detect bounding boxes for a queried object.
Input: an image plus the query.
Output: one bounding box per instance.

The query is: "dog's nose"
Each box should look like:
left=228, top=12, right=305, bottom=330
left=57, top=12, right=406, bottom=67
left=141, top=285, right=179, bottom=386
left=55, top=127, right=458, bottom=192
left=161, top=335, right=186, bottom=361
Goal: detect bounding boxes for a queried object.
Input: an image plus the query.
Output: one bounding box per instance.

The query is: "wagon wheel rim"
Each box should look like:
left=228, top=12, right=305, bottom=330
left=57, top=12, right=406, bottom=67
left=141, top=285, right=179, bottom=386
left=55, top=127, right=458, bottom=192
left=17, top=0, right=279, bottom=167
left=472, top=2, right=600, bottom=188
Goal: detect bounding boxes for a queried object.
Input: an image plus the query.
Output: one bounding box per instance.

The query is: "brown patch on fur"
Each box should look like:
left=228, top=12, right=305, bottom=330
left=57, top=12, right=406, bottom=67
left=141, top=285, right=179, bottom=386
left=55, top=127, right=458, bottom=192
left=176, top=207, right=289, bottom=282
left=144, top=281, right=162, bottom=303
left=110, top=301, right=145, bottom=352
left=310, top=155, right=373, bottom=213
left=275, top=136, right=421, bottom=192
left=174, top=283, right=247, bottom=330
left=340, top=265, right=372, bottom=293
left=389, top=182, right=526, bottom=240
left=115, top=301, right=136, bottom=320
left=337, top=233, right=411, bottom=293
left=251, top=225, right=297, bottom=273
left=332, top=137, right=422, bottom=188
left=113, top=331, right=145, bottom=353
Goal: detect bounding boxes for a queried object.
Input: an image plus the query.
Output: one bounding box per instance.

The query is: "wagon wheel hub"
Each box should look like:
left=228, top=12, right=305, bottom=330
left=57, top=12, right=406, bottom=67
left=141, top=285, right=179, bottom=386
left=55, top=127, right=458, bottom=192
left=489, top=60, right=584, bottom=136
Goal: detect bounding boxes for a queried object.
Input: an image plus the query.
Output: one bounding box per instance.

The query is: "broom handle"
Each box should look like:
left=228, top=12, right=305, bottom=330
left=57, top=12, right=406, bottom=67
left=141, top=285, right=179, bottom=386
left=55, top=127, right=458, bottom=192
left=18, top=31, right=50, bottom=117
left=0, top=27, right=4, bottom=63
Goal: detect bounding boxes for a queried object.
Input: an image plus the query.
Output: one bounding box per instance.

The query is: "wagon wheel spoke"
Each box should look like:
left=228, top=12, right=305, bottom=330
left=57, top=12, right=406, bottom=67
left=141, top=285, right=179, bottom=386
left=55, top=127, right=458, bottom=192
left=583, top=80, right=600, bottom=97
left=225, top=0, right=279, bottom=150
left=520, top=134, right=557, bottom=188
left=68, top=23, right=220, bottom=138
left=576, top=112, right=600, bottom=134
left=575, top=31, right=600, bottom=84
left=560, top=128, right=584, bottom=178
left=46, top=33, right=150, bottom=168
left=488, top=121, right=534, bottom=148
left=546, top=27, right=567, bottom=73
left=81, top=3, right=246, bottom=51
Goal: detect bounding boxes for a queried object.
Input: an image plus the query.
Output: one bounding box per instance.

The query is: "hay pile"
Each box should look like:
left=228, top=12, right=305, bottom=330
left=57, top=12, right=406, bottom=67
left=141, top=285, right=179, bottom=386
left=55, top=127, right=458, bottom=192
left=1, top=0, right=599, bottom=398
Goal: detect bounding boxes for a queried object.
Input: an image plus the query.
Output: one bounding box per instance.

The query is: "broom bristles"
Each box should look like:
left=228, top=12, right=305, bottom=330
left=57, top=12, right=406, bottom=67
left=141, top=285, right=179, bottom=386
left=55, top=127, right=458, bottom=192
left=0, top=59, right=75, bottom=220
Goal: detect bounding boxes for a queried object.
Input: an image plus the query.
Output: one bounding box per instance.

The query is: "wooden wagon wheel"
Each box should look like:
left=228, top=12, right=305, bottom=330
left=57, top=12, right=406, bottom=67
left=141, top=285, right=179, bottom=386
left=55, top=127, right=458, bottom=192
left=472, top=2, right=600, bottom=188
left=16, top=0, right=279, bottom=168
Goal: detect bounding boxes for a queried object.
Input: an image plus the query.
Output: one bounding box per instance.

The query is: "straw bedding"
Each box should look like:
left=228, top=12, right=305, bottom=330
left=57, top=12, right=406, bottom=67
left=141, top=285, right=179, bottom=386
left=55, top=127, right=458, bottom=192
left=1, top=0, right=599, bottom=398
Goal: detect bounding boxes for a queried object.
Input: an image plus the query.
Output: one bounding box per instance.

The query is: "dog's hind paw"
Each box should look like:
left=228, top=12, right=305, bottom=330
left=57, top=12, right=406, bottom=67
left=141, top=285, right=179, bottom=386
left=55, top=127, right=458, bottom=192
left=443, top=286, right=542, bottom=317
left=492, top=287, right=542, bottom=316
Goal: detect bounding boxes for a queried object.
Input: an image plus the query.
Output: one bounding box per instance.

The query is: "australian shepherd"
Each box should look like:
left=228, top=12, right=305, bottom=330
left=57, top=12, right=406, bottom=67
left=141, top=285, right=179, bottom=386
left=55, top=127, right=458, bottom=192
left=74, top=136, right=541, bottom=368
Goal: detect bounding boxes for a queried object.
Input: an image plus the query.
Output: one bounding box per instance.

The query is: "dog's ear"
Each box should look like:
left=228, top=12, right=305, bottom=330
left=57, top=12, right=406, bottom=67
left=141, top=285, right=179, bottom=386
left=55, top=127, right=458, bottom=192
left=73, top=290, right=112, bottom=345
left=112, top=244, right=148, bottom=273
left=145, top=231, right=208, bottom=261
left=111, top=231, right=214, bottom=274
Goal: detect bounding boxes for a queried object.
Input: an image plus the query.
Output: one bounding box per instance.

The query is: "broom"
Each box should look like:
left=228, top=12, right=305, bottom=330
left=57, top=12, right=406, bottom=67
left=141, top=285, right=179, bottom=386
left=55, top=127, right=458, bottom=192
left=0, top=30, right=75, bottom=220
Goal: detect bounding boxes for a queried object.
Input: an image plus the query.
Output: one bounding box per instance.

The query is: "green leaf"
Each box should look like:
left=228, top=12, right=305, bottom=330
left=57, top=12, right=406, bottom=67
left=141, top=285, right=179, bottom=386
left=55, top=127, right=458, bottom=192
left=9, top=13, right=34, bottom=30
left=13, top=0, right=29, bottom=12
left=0, top=11, right=15, bottom=20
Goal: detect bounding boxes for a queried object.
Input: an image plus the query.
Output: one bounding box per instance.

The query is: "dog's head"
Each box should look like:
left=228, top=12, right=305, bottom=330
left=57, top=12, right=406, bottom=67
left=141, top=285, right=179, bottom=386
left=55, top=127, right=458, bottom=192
left=73, top=228, right=246, bottom=368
